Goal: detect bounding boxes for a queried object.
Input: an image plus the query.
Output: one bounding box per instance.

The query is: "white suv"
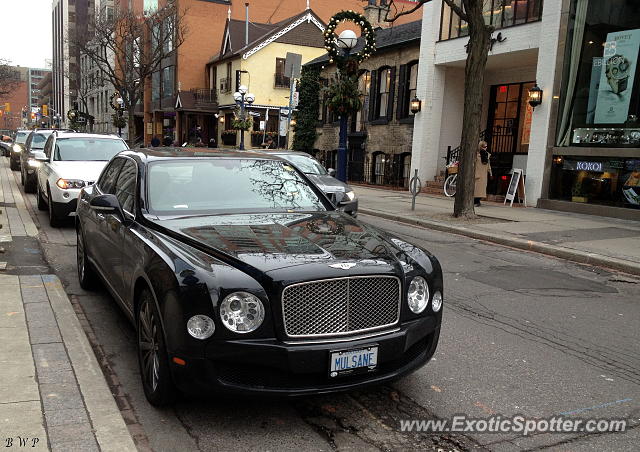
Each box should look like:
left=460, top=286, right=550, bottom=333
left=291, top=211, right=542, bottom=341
left=36, top=132, right=129, bottom=226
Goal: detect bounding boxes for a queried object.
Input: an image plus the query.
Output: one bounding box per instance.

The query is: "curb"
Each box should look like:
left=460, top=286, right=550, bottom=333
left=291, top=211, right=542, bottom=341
left=43, top=275, right=137, bottom=452
left=359, top=208, right=640, bottom=277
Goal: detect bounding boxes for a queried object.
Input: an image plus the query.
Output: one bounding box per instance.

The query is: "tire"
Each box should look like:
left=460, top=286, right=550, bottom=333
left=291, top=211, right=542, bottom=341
left=444, top=174, right=457, bottom=197
left=137, top=289, right=176, bottom=407
left=24, top=174, right=36, bottom=193
left=37, top=183, right=47, bottom=211
left=10, top=158, right=19, bottom=171
left=76, top=225, right=97, bottom=290
left=47, top=187, right=60, bottom=227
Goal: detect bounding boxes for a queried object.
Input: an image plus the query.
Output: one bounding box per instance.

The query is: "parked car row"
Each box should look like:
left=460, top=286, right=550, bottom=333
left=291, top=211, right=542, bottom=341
left=7, top=139, right=443, bottom=407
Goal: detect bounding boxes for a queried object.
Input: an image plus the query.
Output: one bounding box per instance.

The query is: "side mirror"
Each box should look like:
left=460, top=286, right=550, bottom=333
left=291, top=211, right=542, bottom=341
left=34, top=151, right=47, bottom=162
left=90, top=194, right=123, bottom=218
left=327, top=168, right=336, bottom=177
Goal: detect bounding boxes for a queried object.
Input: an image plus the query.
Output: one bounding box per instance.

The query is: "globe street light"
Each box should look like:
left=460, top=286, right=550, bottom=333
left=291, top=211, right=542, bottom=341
left=234, top=88, right=255, bottom=150
left=336, top=28, right=358, bottom=183
left=116, top=97, right=124, bottom=137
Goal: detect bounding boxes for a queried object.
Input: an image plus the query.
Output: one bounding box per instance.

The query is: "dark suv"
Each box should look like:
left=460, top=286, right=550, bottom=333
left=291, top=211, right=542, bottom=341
left=9, top=130, right=30, bottom=170
left=20, top=129, right=73, bottom=193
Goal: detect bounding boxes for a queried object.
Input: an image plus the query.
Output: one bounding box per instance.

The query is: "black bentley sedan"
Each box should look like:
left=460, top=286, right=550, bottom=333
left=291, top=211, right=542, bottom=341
left=75, top=148, right=443, bottom=406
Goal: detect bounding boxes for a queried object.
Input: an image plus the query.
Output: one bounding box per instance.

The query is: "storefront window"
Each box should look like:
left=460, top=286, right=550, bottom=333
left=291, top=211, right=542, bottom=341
left=557, top=0, right=640, bottom=147
left=550, top=156, right=640, bottom=209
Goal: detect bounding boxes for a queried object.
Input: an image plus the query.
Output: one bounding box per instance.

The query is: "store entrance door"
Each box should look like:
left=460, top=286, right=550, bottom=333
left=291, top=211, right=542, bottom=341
left=486, top=81, right=534, bottom=195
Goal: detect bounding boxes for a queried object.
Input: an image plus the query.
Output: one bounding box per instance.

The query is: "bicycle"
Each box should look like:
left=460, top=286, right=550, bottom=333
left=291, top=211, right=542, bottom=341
left=443, top=163, right=458, bottom=197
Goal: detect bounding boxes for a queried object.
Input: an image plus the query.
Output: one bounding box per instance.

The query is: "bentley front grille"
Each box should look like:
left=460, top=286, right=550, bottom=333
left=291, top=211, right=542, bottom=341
left=282, top=276, right=401, bottom=338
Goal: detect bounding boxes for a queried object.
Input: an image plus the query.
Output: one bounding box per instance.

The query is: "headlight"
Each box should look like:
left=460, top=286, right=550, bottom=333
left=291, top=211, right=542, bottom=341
left=56, top=178, right=85, bottom=189
left=13, top=144, right=21, bottom=152
left=407, top=276, right=429, bottom=314
left=345, top=190, right=356, bottom=201
left=186, top=315, right=215, bottom=340
left=431, top=291, right=443, bottom=313
left=219, top=292, right=265, bottom=333
left=27, top=159, right=41, bottom=168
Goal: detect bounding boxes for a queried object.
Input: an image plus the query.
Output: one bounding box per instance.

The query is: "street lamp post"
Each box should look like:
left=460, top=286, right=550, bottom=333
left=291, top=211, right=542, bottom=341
left=233, top=84, right=255, bottom=150
left=335, top=29, right=358, bottom=182
left=116, top=97, right=124, bottom=137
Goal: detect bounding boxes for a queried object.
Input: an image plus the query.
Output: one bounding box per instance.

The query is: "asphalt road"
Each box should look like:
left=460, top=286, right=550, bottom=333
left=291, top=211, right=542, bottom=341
left=10, top=166, right=640, bottom=452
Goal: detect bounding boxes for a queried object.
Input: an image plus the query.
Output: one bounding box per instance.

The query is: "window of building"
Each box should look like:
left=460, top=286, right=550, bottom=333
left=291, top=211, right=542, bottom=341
left=152, top=71, right=160, bottom=101
left=557, top=0, right=640, bottom=148
left=407, top=63, right=418, bottom=115
left=376, top=67, right=392, bottom=119
left=275, top=58, right=290, bottom=88
left=439, top=0, right=543, bottom=41
left=163, top=16, right=174, bottom=54
left=162, top=66, right=174, bottom=98
left=355, top=71, right=371, bottom=131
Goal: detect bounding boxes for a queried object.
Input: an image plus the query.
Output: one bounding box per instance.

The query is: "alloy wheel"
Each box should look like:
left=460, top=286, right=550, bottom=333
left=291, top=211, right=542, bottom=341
left=139, top=299, right=160, bottom=392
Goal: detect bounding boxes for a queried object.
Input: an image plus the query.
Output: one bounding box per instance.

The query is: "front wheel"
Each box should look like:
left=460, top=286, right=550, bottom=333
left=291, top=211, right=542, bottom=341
left=37, top=183, right=47, bottom=211
left=47, top=188, right=60, bottom=227
left=443, top=174, right=457, bottom=197
left=76, top=225, right=97, bottom=290
left=137, top=289, right=176, bottom=406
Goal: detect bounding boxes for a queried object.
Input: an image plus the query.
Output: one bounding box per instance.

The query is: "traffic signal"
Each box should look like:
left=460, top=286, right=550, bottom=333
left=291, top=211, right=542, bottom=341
left=42, top=105, right=48, bottom=116
left=31, top=112, right=36, bottom=120
left=4, top=103, right=10, bottom=113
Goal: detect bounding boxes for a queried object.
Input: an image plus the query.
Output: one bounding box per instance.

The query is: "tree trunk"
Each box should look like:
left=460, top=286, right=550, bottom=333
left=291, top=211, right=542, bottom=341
left=453, top=0, right=492, bottom=218
left=127, top=106, right=136, bottom=144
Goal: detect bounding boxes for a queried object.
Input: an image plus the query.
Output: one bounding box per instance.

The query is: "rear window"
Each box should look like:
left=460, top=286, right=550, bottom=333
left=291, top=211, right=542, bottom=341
left=53, top=137, right=127, bottom=161
left=30, top=132, right=52, bottom=148
left=15, top=132, right=28, bottom=144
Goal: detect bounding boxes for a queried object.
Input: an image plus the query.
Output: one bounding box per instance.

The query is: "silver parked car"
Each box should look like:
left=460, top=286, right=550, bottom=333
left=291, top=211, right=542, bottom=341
left=261, top=150, right=358, bottom=216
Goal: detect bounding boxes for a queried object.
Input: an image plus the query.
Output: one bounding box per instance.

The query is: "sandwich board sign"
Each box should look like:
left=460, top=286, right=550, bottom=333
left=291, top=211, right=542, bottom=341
left=504, top=168, right=526, bottom=207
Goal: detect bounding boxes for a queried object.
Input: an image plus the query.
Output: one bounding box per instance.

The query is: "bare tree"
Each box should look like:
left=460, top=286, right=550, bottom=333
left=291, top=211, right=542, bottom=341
left=382, top=0, right=493, bottom=218
left=0, top=59, right=23, bottom=98
left=72, top=1, right=188, bottom=140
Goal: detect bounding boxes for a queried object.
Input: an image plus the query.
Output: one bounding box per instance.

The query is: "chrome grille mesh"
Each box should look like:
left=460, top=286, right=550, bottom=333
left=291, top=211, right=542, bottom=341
left=282, top=276, right=400, bottom=337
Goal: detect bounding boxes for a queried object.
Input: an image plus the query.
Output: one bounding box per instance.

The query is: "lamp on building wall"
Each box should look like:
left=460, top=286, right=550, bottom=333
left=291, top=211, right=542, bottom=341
left=528, top=84, right=543, bottom=109
left=410, top=97, right=422, bottom=114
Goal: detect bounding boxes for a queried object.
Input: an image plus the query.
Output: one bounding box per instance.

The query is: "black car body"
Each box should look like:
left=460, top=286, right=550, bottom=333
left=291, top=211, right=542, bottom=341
left=9, top=130, right=30, bottom=170
left=21, top=129, right=64, bottom=193
left=75, top=148, right=443, bottom=406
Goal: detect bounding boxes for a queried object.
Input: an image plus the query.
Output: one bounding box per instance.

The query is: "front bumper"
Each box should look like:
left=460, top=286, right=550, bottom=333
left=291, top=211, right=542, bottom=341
left=169, top=316, right=439, bottom=396
left=10, top=152, right=21, bottom=167
left=342, top=199, right=358, bottom=216
left=51, top=198, right=78, bottom=218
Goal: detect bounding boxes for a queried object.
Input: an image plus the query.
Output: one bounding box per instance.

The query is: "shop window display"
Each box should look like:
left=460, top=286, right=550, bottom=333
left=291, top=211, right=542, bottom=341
left=557, top=0, right=640, bottom=147
left=550, top=157, right=640, bottom=208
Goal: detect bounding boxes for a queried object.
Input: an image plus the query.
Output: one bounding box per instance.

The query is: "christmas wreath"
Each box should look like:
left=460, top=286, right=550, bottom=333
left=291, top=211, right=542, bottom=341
left=324, top=10, right=376, bottom=66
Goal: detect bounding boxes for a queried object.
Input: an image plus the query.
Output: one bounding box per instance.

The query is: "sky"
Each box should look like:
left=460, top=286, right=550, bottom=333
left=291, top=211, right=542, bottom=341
left=0, top=0, right=53, bottom=68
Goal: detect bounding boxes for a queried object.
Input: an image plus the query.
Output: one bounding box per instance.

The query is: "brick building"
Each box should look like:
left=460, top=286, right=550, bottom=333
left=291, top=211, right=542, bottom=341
left=307, top=20, right=422, bottom=189
left=0, top=66, right=30, bottom=130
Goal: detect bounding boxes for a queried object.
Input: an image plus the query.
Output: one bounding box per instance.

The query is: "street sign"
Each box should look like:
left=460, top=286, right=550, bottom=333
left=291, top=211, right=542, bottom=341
left=293, top=91, right=299, bottom=107
left=259, top=121, right=265, bottom=131
left=504, top=168, right=526, bottom=207
left=284, top=53, right=302, bottom=79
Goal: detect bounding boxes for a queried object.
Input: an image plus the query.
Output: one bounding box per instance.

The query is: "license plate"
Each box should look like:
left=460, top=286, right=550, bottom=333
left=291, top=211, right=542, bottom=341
left=329, top=345, right=378, bottom=378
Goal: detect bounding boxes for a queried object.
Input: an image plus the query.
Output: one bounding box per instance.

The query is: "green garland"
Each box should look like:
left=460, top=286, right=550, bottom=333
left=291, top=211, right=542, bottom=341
left=292, top=66, right=321, bottom=152
left=323, top=10, right=376, bottom=67
left=231, top=108, right=253, bottom=131
left=326, top=74, right=362, bottom=115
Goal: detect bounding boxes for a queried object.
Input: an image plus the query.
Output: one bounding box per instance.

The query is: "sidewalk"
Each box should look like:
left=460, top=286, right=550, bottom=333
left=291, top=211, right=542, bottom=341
left=353, top=185, right=640, bottom=276
left=0, top=159, right=136, bottom=451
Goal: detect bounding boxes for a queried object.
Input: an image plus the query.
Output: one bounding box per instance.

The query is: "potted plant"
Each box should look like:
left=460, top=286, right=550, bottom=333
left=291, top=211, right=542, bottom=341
left=221, top=130, right=237, bottom=146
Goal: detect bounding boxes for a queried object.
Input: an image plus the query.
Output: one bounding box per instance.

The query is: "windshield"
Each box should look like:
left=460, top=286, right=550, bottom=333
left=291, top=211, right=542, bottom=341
left=53, top=138, right=126, bottom=161
left=278, top=154, right=327, bottom=175
left=30, top=132, right=52, bottom=149
left=148, top=159, right=327, bottom=215
left=15, top=132, right=28, bottom=144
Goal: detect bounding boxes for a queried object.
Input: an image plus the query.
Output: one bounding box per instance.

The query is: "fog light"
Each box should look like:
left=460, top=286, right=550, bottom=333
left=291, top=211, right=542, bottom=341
left=219, top=292, right=265, bottom=333
left=407, top=276, right=429, bottom=314
left=187, top=315, right=215, bottom=339
left=63, top=192, right=70, bottom=199
left=432, top=291, right=443, bottom=313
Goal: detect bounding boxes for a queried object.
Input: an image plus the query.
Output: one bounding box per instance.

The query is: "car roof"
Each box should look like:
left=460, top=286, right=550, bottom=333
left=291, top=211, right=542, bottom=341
left=55, top=132, right=122, bottom=139
left=123, top=147, right=289, bottom=163
left=259, top=150, right=311, bottom=157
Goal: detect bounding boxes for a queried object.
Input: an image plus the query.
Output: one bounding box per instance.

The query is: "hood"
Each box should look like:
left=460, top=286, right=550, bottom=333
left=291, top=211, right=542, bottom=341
left=305, top=174, right=351, bottom=194
left=156, top=211, right=409, bottom=277
left=50, top=161, right=109, bottom=183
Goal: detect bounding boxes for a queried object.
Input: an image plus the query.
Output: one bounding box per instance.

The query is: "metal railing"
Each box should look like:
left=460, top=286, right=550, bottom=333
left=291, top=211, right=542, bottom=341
left=274, top=73, right=291, bottom=89
left=191, top=88, right=217, bottom=105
